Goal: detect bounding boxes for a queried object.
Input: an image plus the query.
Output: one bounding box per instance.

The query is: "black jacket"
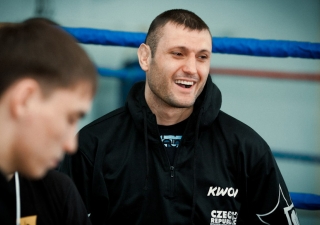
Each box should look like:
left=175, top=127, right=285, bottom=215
left=0, top=171, right=15, bottom=225
left=60, top=76, right=299, bottom=225
left=3, top=170, right=91, bottom=225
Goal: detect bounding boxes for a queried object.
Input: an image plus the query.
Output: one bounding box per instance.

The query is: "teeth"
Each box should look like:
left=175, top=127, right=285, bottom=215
left=175, top=80, right=194, bottom=86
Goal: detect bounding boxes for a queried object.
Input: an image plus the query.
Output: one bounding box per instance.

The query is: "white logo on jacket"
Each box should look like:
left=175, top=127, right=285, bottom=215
left=257, top=184, right=300, bottom=225
left=210, top=210, right=238, bottom=225
left=207, top=186, right=238, bottom=198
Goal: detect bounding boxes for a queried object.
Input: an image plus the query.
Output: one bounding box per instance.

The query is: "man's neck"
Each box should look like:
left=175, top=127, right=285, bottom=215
left=146, top=98, right=193, bottom=126
left=144, top=84, right=194, bottom=125
left=0, top=115, right=16, bottom=179
left=0, top=145, right=15, bottom=180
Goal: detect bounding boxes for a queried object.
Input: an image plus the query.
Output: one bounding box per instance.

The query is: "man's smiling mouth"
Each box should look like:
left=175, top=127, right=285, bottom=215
left=175, top=80, right=194, bottom=88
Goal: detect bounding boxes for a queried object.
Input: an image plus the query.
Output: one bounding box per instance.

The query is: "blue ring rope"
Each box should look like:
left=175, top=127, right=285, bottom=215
left=63, top=27, right=320, bottom=59
left=291, top=193, right=320, bottom=210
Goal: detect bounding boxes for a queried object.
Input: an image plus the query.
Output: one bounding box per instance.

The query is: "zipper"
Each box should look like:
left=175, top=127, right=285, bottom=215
left=170, top=166, right=175, bottom=177
left=169, top=166, right=175, bottom=198
left=158, top=133, right=182, bottom=199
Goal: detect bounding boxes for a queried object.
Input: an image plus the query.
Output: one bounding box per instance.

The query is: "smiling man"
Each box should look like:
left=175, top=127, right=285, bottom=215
left=60, top=9, right=299, bottom=225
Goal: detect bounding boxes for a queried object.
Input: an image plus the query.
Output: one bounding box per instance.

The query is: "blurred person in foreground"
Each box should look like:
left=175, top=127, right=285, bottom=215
left=0, top=18, right=97, bottom=224
left=60, top=9, right=300, bottom=225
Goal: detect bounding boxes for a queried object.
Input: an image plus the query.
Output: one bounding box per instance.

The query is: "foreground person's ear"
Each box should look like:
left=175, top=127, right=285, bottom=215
left=9, top=78, right=41, bottom=119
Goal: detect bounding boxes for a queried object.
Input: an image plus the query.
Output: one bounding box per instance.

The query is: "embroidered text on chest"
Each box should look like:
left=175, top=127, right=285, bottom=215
left=207, top=186, right=238, bottom=198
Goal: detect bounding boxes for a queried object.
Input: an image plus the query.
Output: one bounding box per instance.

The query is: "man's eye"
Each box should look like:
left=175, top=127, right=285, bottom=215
left=172, top=52, right=182, bottom=56
left=199, top=55, right=208, bottom=59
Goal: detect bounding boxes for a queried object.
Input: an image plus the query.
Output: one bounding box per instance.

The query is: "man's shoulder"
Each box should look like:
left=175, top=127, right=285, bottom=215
left=41, top=170, right=74, bottom=188
left=215, top=111, right=272, bottom=165
left=86, top=106, right=127, bottom=127
left=216, top=111, right=268, bottom=146
left=75, top=106, right=135, bottom=146
left=80, top=106, right=128, bottom=134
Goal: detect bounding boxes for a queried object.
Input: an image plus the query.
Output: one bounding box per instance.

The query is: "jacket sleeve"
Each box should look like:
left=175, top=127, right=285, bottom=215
left=239, top=147, right=300, bottom=225
left=59, top=128, right=96, bottom=215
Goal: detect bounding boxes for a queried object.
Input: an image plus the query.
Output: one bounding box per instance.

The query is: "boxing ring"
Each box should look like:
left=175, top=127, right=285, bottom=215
left=63, top=27, right=320, bottom=211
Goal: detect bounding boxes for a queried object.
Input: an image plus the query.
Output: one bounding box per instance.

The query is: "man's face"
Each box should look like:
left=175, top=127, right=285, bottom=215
left=14, top=82, right=93, bottom=179
left=145, top=22, right=212, bottom=109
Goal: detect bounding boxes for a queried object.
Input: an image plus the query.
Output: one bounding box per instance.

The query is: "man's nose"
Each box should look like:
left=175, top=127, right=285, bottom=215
left=63, top=134, right=78, bottom=154
left=183, top=56, right=197, bottom=75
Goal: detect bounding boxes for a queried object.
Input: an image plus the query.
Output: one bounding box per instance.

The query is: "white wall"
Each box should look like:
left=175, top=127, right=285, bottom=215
left=1, top=0, right=319, bottom=223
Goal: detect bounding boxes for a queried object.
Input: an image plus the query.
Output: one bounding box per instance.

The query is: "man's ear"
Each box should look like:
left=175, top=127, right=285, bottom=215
left=137, top=43, right=151, bottom=72
left=9, top=78, right=41, bottom=119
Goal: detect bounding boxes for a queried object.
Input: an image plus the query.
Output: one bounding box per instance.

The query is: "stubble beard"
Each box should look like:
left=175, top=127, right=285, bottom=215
left=147, top=80, right=196, bottom=109
left=147, top=59, right=198, bottom=109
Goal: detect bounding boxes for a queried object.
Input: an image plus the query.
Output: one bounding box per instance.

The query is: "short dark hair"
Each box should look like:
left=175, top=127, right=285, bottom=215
left=145, top=9, right=211, bottom=57
left=0, top=18, right=97, bottom=97
left=23, top=17, right=59, bottom=26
